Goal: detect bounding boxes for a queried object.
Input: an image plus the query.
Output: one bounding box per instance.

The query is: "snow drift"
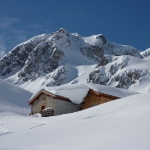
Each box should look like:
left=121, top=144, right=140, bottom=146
left=0, top=79, right=32, bottom=114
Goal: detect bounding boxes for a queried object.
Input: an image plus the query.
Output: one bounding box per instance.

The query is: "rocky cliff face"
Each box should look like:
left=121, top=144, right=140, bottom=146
left=140, top=48, right=150, bottom=58
left=88, top=55, right=150, bottom=89
left=80, top=34, right=142, bottom=62
left=0, top=28, right=145, bottom=91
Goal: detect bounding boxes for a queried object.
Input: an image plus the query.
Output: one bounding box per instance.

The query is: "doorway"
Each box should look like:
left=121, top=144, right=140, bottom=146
left=41, top=105, right=45, bottom=111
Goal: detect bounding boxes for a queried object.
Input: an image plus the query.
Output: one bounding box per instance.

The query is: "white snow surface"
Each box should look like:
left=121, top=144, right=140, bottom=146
left=5, top=54, right=146, bottom=94
left=0, top=91, right=150, bottom=150
left=140, top=48, right=150, bottom=58
left=0, top=29, right=150, bottom=149
left=82, top=34, right=104, bottom=46
left=30, top=84, right=89, bottom=104
left=30, top=83, right=139, bottom=104
left=86, top=83, right=139, bottom=98
left=0, top=79, right=32, bottom=114
left=129, top=76, right=150, bottom=93
left=44, top=85, right=89, bottom=104
left=5, top=64, right=97, bottom=93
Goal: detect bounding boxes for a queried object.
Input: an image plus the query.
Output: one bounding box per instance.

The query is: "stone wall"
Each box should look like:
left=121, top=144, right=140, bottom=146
left=31, top=93, right=79, bottom=115
left=55, top=99, right=79, bottom=115
left=31, top=93, right=55, bottom=114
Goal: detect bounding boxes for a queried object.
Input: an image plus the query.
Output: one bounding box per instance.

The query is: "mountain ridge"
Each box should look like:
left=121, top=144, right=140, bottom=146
left=0, top=28, right=149, bottom=93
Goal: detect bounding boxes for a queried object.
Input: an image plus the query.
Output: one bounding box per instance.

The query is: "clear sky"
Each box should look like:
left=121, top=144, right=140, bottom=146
left=0, top=0, right=150, bottom=57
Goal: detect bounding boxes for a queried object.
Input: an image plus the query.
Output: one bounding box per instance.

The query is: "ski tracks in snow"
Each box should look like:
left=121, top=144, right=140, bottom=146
left=29, top=121, right=47, bottom=129
left=0, top=125, right=13, bottom=136
left=0, top=121, right=47, bottom=136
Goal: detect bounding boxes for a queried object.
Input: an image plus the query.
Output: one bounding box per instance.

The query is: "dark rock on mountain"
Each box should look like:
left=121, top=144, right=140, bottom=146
left=0, top=28, right=143, bottom=91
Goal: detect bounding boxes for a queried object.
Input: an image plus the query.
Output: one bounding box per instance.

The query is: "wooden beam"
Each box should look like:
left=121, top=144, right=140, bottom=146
left=28, top=90, right=71, bottom=105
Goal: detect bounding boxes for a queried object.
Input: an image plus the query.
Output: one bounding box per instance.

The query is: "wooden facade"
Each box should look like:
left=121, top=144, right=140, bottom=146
left=81, top=89, right=119, bottom=110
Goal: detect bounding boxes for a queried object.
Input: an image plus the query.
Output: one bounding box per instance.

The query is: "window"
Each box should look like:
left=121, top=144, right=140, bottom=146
left=43, top=95, right=47, bottom=100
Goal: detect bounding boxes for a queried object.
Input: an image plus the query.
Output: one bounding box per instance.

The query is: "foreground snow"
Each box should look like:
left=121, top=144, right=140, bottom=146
left=1, top=93, right=150, bottom=150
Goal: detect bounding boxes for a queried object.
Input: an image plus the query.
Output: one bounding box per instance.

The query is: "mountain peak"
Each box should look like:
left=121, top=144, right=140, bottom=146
left=58, top=28, right=69, bottom=34
left=0, top=29, right=144, bottom=92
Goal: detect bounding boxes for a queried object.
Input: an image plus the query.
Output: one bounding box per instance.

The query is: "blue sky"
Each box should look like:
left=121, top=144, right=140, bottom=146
left=0, top=0, right=150, bottom=57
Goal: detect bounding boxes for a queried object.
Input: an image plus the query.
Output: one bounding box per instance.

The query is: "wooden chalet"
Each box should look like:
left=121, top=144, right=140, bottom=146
left=28, top=85, right=121, bottom=116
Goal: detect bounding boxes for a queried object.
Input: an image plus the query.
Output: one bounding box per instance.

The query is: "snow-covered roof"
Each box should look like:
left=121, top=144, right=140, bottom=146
left=29, top=83, right=139, bottom=105
left=29, top=84, right=89, bottom=104
left=85, top=83, right=139, bottom=98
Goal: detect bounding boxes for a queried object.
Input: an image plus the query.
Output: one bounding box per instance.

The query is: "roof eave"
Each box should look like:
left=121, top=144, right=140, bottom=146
left=89, top=89, right=120, bottom=99
left=28, top=90, right=71, bottom=105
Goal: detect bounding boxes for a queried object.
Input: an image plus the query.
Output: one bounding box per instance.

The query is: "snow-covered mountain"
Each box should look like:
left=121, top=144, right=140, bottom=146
left=1, top=28, right=149, bottom=93
left=140, top=48, right=150, bottom=58
left=1, top=28, right=150, bottom=150
left=88, top=55, right=150, bottom=89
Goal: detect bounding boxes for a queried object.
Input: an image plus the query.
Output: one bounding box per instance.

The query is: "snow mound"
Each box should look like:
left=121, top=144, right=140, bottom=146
left=86, top=83, right=139, bottom=98
left=0, top=79, right=32, bottom=114
left=129, top=76, right=150, bottom=93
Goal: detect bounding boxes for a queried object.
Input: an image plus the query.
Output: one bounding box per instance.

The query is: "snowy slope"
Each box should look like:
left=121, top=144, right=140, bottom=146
left=88, top=55, right=150, bottom=90
left=129, top=76, right=150, bottom=93
left=6, top=53, right=150, bottom=93
left=5, top=64, right=97, bottom=93
left=0, top=93, right=150, bottom=150
left=140, top=48, right=150, bottom=58
left=0, top=79, right=32, bottom=114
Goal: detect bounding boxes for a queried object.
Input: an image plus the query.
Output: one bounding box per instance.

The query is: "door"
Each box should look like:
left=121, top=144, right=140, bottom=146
left=41, top=105, right=45, bottom=111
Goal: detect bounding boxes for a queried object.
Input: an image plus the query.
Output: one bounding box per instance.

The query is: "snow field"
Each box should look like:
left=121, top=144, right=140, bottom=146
left=1, top=93, right=150, bottom=150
